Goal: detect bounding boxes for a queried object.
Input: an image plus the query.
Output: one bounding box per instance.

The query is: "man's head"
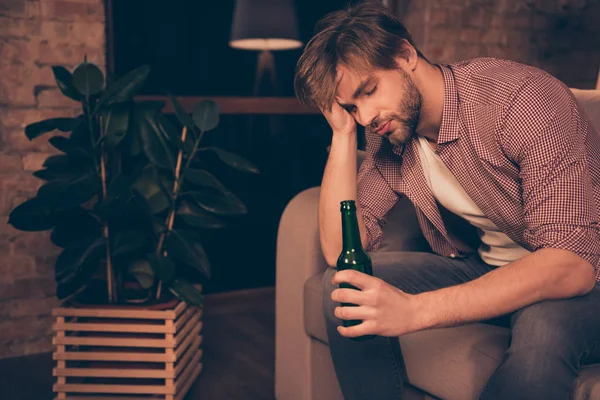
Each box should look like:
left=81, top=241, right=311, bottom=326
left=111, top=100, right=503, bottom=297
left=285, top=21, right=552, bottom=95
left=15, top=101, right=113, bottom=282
left=294, top=2, right=427, bottom=146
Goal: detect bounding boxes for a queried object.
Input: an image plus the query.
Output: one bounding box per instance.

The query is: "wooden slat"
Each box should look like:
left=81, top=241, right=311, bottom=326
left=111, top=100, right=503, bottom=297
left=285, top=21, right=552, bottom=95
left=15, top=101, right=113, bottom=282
left=53, top=382, right=173, bottom=395
left=174, top=306, right=198, bottom=331
left=175, top=360, right=203, bottom=400
left=53, top=307, right=176, bottom=320
left=52, top=301, right=202, bottom=400
left=174, top=301, right=187, bottom=318
left=54, top=350, right=176, bottom=363
left=136, top=96, right=320, bottom=115
left=57, top=317, right=66, bottom=400
left=54, top=366, right=174, bottom=379
left=175, top=319, right=202, bottom=348
left=175, top=329, right=202, bottom=360
left=54, top=321, right=174, bottom=334
left=175, top=340, right=202, bottom=377
left=53, top=336, right=175, bottom=348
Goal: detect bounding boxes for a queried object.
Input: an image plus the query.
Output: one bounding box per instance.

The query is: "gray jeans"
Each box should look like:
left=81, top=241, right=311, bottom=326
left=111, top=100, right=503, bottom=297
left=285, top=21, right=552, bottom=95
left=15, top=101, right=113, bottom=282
left=322, top=251, right=600, bottom=400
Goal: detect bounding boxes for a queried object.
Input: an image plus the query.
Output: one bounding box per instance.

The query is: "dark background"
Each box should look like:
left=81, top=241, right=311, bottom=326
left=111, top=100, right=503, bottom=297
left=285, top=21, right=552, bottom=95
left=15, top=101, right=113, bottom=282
left=110, top=0, right=354, bottom=97
left=107, top=0, right=356, bottom=293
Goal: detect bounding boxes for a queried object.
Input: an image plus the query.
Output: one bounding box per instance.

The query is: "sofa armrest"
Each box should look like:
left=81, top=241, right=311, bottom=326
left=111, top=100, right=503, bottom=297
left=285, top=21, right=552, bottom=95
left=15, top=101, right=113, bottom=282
left=275, top=186, right=327, bottom=400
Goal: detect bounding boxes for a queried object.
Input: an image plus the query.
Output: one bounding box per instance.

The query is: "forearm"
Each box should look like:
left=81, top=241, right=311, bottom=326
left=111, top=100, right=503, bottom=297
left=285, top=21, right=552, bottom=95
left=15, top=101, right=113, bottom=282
left=319, top=131, right=368, bottom=266
left=415, top=248, right=596, bottom=330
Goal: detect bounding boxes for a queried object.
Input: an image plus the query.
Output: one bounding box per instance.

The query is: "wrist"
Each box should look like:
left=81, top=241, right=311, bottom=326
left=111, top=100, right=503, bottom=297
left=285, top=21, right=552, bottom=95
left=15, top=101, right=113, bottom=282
left=411, top=291, right=438, bottom=331
left=332, top=128, right=357, bottom=139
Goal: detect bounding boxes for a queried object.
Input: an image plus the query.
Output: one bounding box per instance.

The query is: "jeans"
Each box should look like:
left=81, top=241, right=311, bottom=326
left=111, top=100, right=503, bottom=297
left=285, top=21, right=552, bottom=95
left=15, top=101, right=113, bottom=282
left=322, top=251, right=600, bottom=400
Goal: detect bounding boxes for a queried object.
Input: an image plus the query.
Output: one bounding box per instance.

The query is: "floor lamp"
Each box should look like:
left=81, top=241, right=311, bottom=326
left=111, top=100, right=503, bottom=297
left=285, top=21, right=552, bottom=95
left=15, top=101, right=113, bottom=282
left=229, top=0, right=303, bottom=96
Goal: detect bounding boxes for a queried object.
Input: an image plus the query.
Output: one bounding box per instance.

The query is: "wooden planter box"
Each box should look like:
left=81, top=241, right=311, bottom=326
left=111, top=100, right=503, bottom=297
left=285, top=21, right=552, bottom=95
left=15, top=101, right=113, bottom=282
left=52, top=300, right=203, bottom=400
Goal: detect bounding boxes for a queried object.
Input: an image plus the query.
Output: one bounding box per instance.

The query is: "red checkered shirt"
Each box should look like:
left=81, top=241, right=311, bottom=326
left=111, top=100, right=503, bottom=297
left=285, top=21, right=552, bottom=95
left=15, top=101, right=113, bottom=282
left=357, top=57, right=600, bottom=283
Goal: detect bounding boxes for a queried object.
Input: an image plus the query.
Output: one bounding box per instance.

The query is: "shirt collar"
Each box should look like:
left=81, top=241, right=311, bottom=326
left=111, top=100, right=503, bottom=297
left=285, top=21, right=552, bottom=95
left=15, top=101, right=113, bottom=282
left=436, top=64, right=461, bottom=145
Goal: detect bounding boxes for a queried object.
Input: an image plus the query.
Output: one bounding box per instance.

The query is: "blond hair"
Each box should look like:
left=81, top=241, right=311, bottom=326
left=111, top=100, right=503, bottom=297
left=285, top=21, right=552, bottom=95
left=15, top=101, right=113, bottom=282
left=294, top=2, right=426, bottom=111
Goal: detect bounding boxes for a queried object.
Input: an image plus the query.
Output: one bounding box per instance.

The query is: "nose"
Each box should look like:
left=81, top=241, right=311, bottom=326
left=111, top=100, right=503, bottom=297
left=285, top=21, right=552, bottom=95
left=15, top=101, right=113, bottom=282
left=355, top=105, right=378, bottom=128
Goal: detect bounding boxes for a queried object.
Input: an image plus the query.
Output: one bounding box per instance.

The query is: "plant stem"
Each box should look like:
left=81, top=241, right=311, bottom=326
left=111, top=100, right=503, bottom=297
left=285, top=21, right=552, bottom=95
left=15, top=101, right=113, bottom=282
left=99, top=114, right=116, bottom=304
left=156, top=126, right=188, bottom=300
left=83, top=97, right=99, bottom=172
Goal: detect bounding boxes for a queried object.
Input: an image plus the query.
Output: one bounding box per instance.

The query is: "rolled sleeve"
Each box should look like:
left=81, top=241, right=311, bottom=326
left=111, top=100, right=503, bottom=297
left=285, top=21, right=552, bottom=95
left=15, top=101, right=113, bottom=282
left=357, top=158, right=399, bottom=252
left=504, top=74, right=600, bottom=269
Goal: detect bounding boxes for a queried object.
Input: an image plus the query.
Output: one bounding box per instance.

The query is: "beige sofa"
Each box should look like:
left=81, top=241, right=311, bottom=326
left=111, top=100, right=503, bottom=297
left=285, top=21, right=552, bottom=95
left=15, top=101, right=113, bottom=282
left=275, top=88, right=600, bottom=400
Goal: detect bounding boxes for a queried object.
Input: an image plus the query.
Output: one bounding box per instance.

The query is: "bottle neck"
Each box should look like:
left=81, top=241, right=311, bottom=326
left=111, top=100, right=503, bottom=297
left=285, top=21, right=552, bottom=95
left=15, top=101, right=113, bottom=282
left=341, top=209, right=362, bottom=251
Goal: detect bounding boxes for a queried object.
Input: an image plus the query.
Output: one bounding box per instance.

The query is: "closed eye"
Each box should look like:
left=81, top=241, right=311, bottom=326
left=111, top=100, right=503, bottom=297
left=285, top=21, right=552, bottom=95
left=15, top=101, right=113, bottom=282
left=365, top=86, right=377, bottom=96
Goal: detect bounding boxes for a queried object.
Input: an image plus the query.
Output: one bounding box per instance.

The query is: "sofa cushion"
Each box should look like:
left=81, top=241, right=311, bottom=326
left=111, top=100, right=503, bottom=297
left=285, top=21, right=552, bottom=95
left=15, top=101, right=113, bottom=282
left=304, top=271, right=600, bottom=400
left=571, top=88, right=600, bottom=131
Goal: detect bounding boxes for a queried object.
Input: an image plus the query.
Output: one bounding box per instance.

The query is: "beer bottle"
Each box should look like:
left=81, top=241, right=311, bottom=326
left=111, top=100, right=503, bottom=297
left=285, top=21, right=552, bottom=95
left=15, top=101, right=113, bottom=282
left=337, top=200, right=375, bottom=341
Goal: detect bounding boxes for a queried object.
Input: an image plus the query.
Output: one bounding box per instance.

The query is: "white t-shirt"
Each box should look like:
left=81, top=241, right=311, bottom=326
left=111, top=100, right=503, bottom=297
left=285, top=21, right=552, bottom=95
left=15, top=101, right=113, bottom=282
left=416, top=136, right=531, bottom=266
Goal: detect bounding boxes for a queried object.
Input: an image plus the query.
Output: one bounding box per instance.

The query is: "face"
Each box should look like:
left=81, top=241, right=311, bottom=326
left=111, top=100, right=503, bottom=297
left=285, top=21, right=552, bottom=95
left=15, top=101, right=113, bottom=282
left=335, top=62, right=422, bottom=147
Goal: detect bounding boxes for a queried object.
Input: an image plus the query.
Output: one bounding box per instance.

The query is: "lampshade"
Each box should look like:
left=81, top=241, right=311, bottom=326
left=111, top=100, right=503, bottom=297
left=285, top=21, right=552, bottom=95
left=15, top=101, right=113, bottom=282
left=230, top=0, right=303, bottom=51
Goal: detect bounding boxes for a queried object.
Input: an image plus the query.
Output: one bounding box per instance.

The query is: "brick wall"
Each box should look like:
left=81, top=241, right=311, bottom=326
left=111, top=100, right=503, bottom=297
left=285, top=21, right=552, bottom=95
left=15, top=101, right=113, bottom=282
left=0, top=0, right=105, bottom=359
left=399, top=0, right=600, bottom=89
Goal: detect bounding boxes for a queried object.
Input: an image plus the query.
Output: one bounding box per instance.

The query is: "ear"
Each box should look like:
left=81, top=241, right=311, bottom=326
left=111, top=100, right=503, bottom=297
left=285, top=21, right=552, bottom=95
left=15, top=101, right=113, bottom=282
left=394, top=39, right=418, bottom=72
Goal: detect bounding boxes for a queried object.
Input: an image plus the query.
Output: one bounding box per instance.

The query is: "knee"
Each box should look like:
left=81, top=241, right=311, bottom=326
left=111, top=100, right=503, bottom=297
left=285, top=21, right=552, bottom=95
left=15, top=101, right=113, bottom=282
left=508, top=302, right=579, bottom=366
left=511, top=302, right=576, bottom=350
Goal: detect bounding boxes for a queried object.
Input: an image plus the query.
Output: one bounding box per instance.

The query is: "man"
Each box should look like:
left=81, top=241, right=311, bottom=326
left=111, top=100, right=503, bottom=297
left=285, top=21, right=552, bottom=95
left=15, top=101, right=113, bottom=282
left=293, top=2, right=600, bottom=400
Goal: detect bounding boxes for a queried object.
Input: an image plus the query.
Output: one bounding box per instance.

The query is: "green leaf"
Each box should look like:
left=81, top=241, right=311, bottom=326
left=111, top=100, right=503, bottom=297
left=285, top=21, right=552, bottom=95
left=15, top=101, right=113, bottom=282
left=43, top=154, right=69, bottom=169
left=139, top=110, right=176, bottom=170
left=55, top=237, right=105, bottom=300
left=108, top=173, right=131, bottom=198
left=58, top=172, right=101, bottom=209
left=39, top=152, right=91, bottom=180
left=35, top=179, right=68, bottom=208
left=51, top=208, right=101, bottom=248
left=192, top=99, right=219, bottom=132
left=201, top=147, right=259, bottom=174
left=169, top=279, right=203, bottom=307
left=165, top=229, right=211, bottom=279
left=127, top=108, right=146, bottom=156
left=184, top=168, right=234, bottom=196
left=25, top=117, right=81, bottom=141
left=128, top=260, right=154, bottom=289
left=69, top=119, right=93, bottom=151
left=72, top=61, right=105, bottom=96
left=168, top=94, right=196, bottom=132
left=112, top=231, right=148, bottom=257
left=51, top=66, right=81, bottom=101
left=33, top=168, right=73, bottom=181
left=101, top=104, right=130, bottom=147
left=96, top=65, right=150, bottom=110
left=176, top=198, right=226, bottom=229
left=49, top=136, right=71, bottom=153
left=35, top=173, right=99, bottom=210
left=131, top=171, right=170, bottom=214
left=147, top=253, right=175, bottom=282
left=8, top=197, right=55, bottom=231
left=154, top=112, right=185, bottom=150
left=189, top=190, right=247, bottom=216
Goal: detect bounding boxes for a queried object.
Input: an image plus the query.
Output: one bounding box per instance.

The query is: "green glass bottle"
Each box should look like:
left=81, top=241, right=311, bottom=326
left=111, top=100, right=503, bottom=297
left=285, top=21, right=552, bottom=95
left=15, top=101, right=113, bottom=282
left=336, top=200, right=375, bottom=341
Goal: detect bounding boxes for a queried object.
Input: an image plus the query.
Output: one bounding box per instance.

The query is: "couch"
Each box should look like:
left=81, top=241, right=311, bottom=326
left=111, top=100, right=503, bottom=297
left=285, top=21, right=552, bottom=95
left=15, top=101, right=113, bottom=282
left=275, top=88, right=600, bottom=400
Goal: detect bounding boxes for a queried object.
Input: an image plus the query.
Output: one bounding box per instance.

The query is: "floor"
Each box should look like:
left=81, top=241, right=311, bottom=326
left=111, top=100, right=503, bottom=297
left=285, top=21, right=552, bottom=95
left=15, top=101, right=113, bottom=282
left=0, top=287, right=276, bottom=400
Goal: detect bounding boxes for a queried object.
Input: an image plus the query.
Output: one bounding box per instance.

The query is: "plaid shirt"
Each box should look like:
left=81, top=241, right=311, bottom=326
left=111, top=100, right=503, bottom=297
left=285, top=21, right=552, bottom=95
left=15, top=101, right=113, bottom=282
left=357, top=57, right=600, bottom=282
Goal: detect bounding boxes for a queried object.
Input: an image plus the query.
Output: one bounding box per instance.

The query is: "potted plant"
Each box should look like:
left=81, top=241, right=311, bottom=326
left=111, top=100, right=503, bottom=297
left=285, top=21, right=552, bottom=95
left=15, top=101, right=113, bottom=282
left=8, top=59, right=259, bottom=399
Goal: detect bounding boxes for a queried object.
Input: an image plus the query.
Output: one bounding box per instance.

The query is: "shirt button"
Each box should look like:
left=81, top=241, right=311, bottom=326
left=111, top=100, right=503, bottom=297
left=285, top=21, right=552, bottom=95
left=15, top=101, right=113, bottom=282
left=450, top=253, right=456, bottom=258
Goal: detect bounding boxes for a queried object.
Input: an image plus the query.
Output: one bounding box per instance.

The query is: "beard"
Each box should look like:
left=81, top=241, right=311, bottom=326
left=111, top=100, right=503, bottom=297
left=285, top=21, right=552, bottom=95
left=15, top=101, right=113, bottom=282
left=370, top=68, right=422, bottom=147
